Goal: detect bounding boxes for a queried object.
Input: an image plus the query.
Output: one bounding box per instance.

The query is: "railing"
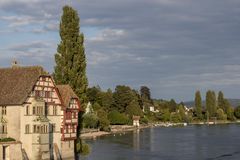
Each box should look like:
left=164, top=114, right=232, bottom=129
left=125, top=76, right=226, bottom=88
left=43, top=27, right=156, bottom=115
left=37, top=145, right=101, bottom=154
left=22, top=148, right=29, bottom=160
left=54, top=143, right=62, bottom=160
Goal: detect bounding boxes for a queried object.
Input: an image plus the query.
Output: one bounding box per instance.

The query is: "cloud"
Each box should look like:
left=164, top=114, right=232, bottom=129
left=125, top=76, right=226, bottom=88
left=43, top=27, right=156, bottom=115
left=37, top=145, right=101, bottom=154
left=1, top=0, right=240, bottom=101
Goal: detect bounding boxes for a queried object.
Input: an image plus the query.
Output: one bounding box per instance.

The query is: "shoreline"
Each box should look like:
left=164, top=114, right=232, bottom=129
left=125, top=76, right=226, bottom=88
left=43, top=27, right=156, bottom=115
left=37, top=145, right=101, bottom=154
left=80, top=121, right=240, bottom=139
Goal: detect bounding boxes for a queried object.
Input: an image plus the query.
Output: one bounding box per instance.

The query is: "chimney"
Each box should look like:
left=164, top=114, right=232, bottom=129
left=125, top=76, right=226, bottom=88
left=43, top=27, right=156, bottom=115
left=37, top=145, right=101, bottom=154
left=11, top=59, right=19, bottom=68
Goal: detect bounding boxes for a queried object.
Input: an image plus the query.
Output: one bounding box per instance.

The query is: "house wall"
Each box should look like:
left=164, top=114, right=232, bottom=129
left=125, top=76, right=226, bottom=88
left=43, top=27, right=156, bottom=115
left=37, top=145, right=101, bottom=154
left=0, top=141, right=23, bottom=160
left=2, top=105, right=21, bottom=141
left=61, top=140, right=75, bottom=160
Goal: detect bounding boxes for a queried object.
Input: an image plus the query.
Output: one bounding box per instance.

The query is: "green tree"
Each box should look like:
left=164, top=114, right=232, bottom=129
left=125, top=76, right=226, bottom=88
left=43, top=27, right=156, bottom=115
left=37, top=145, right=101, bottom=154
left=234, top=106, right=240, bottom=119
left=195, top=90, right=202, bottom=119
left=218, top=91, right=224, bottom=110
left=216, top=108, right=227, bottom=120
left=112, top=85, right=136, bottom=113
left=226, top=106, right=235, bottom=121
left=108, top=110, right=129, bottom=125
left=125, top=100, right=143, bottom=117
left=54, top=5, right=88, bottom=107
left=97, top=109, right=110, bottom=131
left=206, top=90, right=217, bottom=117
left=168, top=99, right=177, bottom=112
left=82, top=113, right=99, bottom=128
left=86, top=86, right=101, bottom=104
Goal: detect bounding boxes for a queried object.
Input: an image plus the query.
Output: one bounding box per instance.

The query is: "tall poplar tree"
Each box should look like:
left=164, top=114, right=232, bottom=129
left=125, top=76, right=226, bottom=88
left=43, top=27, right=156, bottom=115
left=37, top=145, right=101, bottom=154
left=206, top=90, right=217, bottom=117
left=195, top=90, right=202, bottom=119
left=218, top=91, right=224, bottom=110
left=54, top=6, right=88, bottom=107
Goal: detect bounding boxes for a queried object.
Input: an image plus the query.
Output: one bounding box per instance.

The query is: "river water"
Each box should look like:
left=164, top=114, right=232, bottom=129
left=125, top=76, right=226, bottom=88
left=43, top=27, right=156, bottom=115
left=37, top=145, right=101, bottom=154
left=80, top=124, right=240, bottom=160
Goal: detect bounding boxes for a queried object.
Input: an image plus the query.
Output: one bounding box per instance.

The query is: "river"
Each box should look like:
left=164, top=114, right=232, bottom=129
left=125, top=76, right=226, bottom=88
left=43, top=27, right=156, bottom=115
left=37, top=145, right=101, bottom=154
left=80, top=124, right=240, bottom=160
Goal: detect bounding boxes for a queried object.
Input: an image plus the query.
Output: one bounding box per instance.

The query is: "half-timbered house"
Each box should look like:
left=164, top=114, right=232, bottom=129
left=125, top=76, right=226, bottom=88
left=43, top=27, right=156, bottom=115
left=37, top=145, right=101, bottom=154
left=0, top=63, right=81, bottom=160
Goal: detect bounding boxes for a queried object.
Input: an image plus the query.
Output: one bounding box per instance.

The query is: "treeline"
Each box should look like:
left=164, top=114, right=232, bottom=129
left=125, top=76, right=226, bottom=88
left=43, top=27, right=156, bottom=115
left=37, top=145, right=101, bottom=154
left=194, top=90, right=240, bottom=121
left=82, top=85, right=194, bottom=131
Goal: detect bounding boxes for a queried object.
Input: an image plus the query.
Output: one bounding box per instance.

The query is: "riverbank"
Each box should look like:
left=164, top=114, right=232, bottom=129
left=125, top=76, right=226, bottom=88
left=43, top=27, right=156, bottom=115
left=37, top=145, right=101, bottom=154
left=80, top=121, right=240, bottom=139
left=80, top=125, right=150, bottom=139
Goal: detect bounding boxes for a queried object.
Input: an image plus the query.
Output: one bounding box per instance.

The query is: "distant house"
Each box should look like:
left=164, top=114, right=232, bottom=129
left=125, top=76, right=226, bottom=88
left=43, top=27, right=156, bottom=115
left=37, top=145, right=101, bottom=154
left=85, top=102, right=94, bottom=114
left=133, top=116, right=140, bottom=127
left=0, top=63, right=82, bottom=160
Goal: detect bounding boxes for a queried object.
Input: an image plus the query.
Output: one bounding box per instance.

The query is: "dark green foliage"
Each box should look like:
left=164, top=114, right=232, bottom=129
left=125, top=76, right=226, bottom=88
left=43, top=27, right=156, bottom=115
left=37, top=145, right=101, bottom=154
left=234, top=106, right=240, bottom=119
left=108, top=110, right=129, bottom=125
left=82, top=113, right=99, bottom=128
left=168, top=99, right=177, bottom=112
left=195, top=91, right=202, bottom=119
left=76, top=139, right=91, bottom=156
left=125, top=100, right=143, bottom=117
left=54, top=5, right=88, bottom=107
left=140, top=86, right=151, bottom=102
left=179, top=105, right=187, bottom=122
left=92, top=102, right=101, bottom=111
left=206, top=90, right=217, bottom=117
left=86, top=86, right=101, bottom=104
left=0, top=137, right=15, bottom=142
left=97, top=109, right=110, bottom=131
left=140, top=117, right=149, bottom=124
left=112, top=85, right=138, bottom=113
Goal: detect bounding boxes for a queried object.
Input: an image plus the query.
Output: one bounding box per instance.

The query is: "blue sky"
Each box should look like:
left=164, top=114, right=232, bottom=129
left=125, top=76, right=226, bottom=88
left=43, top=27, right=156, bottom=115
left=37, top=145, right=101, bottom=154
left=1, top=0, right=240, bottom=102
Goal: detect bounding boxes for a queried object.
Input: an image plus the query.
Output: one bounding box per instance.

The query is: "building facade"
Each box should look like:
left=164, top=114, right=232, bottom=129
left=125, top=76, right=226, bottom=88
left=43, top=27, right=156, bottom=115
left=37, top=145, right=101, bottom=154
left=0, top=65, right=81, bottom=160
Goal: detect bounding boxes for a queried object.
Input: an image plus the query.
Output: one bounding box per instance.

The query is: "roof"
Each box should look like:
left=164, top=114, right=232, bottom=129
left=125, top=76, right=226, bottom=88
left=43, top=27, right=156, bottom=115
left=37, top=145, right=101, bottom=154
left=57, top=85, right=79, bottom=108
left=0, top=66, right=47, bottom=105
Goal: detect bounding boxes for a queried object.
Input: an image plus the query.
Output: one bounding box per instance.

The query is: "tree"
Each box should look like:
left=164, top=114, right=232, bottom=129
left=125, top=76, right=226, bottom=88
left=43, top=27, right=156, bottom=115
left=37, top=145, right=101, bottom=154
left=218, top=91, right=224, bottom=110
left=216, top=108, right=227, bottom=120
left=125, top=100, right=143, bottom=117
left=168, top=99, right=177, bottom=112
left=112, top=85, right=136, bottom=113
left=108, top=110, right=129, bottom=125
left=97, top=109, right=110, bottom=131
left=82, top=113, right=99, bottom=128
left=86, top=86, right=101, bottom=104
left=140, top=86, right=151, bottom=101
left=195, top=91, right=202, bottom=119
left=234, top=106, right=240, bottom=119
left=206, top=90, right=217, bottom=117
left=54, top=5, right=88, bottom=107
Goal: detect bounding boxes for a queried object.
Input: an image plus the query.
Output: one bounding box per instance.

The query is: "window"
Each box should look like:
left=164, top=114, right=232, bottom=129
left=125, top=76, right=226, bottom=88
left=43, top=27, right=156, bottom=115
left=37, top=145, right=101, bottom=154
left=53, top=106, right=57, bottom=115
left=25, top=125, right=30, bottom=134
left=33, top=107, right=36, bottom=115
left=2, top=106, right=6, bottom=115
left=35, top=90, right=40, bottom=97
left=52, top=124, right=56, bottom=133
left=45, top=91, right=52, bottom=98
left=66, top=125, right=69, bottom=133
left=66, top=112, right=71, bottom=120
left=2, top=124, right=7, bottom=134
left=72, top=125, right=75, bottom=133
left=26, top=106, right=29, bottom=115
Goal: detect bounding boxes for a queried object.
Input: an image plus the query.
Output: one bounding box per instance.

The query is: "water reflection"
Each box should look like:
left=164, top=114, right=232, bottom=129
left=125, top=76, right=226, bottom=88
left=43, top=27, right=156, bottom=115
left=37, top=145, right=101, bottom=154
left=133, top=129, right=140, bottom=151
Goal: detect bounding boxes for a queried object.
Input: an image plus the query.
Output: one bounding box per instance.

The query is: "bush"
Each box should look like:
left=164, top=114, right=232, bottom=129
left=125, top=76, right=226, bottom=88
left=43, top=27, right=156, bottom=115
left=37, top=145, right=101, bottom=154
left=0, top=137, right=15, bottom=142
left=76, top=140, right=91, bottom=156
left=83, top=113, right=99, bottom=128
left=170, top=112, right=182, bottom=123
left=140, top=117, right=149, bottom=124
left=97, top=109, right=110, bottom=131
left=234, top=106, right=240, bottom=119
left=216, top=108, right=227, bottom=120
left=108, top=110, right=129, bottom=125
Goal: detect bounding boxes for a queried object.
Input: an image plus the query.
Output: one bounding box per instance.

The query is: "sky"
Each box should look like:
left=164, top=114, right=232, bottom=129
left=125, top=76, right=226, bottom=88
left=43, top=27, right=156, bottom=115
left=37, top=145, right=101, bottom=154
left=1, top=0, right=240, bottom=102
